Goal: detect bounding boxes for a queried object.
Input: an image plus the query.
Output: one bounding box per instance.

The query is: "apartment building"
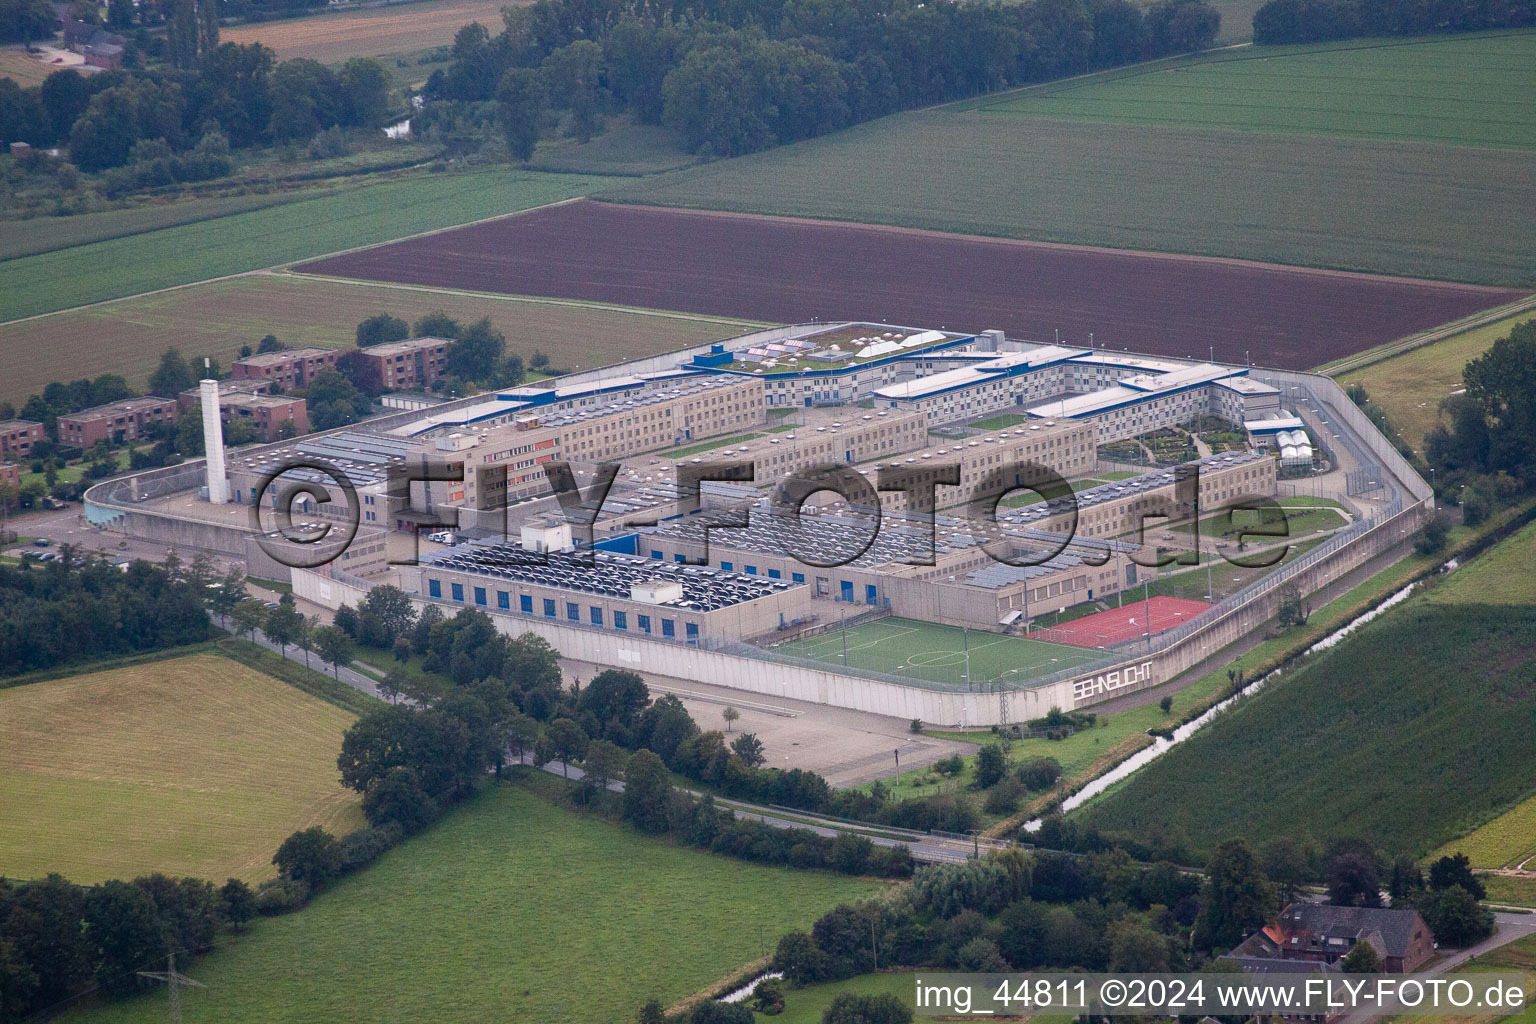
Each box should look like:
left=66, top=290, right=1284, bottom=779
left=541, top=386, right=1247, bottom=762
left=358, top=337, right=452, bottom=391
left=0, top=420, right=44, bottom=458
left=56, top=398, right=178, bottom=448
left=231, top=348, right=340, bottom=389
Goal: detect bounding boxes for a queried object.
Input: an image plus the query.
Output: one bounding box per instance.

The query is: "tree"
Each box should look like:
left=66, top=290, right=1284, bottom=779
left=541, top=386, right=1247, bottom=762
left=197, top=0, right=219, bottom=57
left=219, top=878, right=255, bottom=932
left=1415, top=512, right=1451, bottom=555
left=356, top=313, right=409, bottom=348
left=83, top=880, right=168, bottom=996
left=166, top=0, right=198, bottom=68
left=340, top=57, right=389, bottom=127
left=508, top=714, right=539, bottom=765
left=1341, top=939, right=1381, bottom=973
left=496, top=66, right=545, bottom=161
left=622, top=748, right=672, bottom=833
left=974, top=743, right=1008, bottom=789
left=295, top=614, right=317, bottom=669
left=263, top=594, right=303, bottom=655
left=1261, top=836, right=1313, bottom=906
left=1159, top=695, right=1173, bottom=714
left=362, top=765, right=437, bottom=833
left=1109, top=919, right=1172, bottom=972
left=689, top=1000, right=753, bottom=1024
left=823, top=992, right=913, bottom=1024
left=721, top=705, right=741, bottom=733
left=412, top=311, right=461, bottom=340
left=314, top=624, right=356, bottom=679
left=444, top=319, right=504, bottom=383
left=1194, top=838, right=1275, bottom=951
left=542, top=40, right=603, bottom=143
left=772, top=930, right=830, bottom=985
left=1325, top=840, right=1382, bottom=907
left=636, top=999, right=667, bottom=1024
left=582, top=738, right=628, bottom=800
left=304, top=368, right=373, bottom=429
left=231, top=597, right=265, bottom=641
left=730, top=732, right=765, bottom=769
left=273, top=827, right=340, bottom=886
left=1420, top=885, right=1494, bottom=947
left=149, top=348, right=195, bottom=397
left=1428, top=853, right=1486, bottom=900
left=358, top=584, right=417, bottom=647
left=544, top=716, right=588, bottom=782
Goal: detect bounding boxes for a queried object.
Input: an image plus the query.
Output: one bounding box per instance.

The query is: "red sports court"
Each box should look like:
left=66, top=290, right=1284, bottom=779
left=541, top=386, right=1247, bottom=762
left=1026, top=596, right=1211, bottom=648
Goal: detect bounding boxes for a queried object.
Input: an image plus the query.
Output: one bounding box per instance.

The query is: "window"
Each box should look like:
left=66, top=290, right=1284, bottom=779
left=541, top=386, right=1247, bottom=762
left=686, top=623, right=699, bottom=642
left=428, top=579, right=441, bottom=598
left=496, top=591, right=510, bottom=610
left=567, top=602, right=579, bottom=621
left=520, top=594, right=533, bottom=613
left=792, top=573, right=805, bottom=584
left=451, top=582, right=464, bottom=602
left=840, top=580, right=854, bottom=601
left=474, top=587, right=487, bottom=606
left=590, top=607, right=603, bottom=626
left=543, top=598, right=556, bottom=617
left=721, top=561, right=733, bottom=572
left=768, top=569, right=781, bottom=579
left=865, top=584, right=878, bottom=605
left=614, top=611, right=626, bottom=630
left=674, top=554, right=686, bottom=563
left=651, top=550, right=662, bottom=560
left=744, top=565, right=757, bottom=575
left=638, top=614, right=651, bottom=633
left=661, top=619, right=675, bottom=638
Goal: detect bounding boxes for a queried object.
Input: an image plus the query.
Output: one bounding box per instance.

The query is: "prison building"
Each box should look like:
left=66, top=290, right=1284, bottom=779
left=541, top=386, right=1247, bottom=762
left=231, top=347, right=340, bottom=390
left=1000, top=451, right=1278, bottom=541
left=872, top=346, right=1088, bottom=425
left=1027, top=364, right=1281, bottom=442
left=869, top=418, right=1096, bottom=514
left=415, top=542, right=813, bottom=642
left=664, top=409, right=928, bottom=491
left=56, top=397, right=178, bottom=448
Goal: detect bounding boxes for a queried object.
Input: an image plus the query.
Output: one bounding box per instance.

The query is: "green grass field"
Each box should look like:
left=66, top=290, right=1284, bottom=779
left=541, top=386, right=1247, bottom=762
left=1340, top=313, right=1536, bottom=449
left=1172, top=501, right=1348, bottom=540
left=1081, top=600, right=1536, bottom=858
left=65, top=780, right=884, bottom=1024
left=0, top=170, right=617, bottom=322
left=612, top=35, right=1536, bottom=286
left=1426, top=518, right=1536, bottom=606
left=981, top=33, right=1536, bottom=149
left=0, top=652, right=363, bottom=885
left=1483, top=874, right=1536, bottom=909
left=1432, top=791, right=1536, bottom=870
left=769, top=617, right=1104, bottom=687
left=0, top=271, right=761, bottom=408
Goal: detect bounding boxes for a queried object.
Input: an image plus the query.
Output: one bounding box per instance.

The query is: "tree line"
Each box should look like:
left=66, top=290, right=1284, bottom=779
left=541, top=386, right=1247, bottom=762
left=0, top=43, right=391, bottom=173
left=1252, top=0, right=1534, bottom=44
left=417, top=0, right=1221, bottom=160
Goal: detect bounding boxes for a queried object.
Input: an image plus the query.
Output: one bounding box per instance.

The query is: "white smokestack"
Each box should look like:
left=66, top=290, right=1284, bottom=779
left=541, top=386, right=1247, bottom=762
left=200, top=367, right=229, bottom=504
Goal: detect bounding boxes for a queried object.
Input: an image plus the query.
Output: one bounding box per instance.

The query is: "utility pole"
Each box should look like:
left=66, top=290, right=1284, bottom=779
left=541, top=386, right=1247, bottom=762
left=841, top=606, right=848, bottom=667
left=138, top=952, right=206, bottom=1024
left=962, top=627, right=970, bottom=691
left=1144, top=579, right=1152, bottom=652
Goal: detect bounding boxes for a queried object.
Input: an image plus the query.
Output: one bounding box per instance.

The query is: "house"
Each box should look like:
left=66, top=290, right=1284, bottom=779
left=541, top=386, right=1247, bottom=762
left=0, top=420, right=45, bottom=458
left=1226, top=903, right=1436, bottom=974
left=231, top=347, right=340, bottom=390
left=356, top=337, right=452, bottom=391
left=62, top=20, right=126, bottom=69
left=56, top=397, right=178, bottom=448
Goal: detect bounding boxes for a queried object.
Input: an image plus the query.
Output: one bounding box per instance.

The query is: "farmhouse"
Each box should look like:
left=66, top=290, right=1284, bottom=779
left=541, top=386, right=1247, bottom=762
left=56, top=398, right=177, bottom=448
left=1226, top=904, right=1436, bottom=974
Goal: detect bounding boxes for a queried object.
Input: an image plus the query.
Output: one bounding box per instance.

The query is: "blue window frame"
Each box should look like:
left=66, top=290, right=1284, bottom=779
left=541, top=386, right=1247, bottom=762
left=638, top=614, right=651, bottom=633
left=497, top=591, right=510, bottom=609
left=428, top=578, right=441, bottom=598
left=721, top=561, right=733, bottom=572
left=567, top=602, right=579, bottom=621
left=451, top=582, right=464, bottom=602
left=792, top=573, right=805, bottom=584
left=768, top=569, right=781, bottom=579
left=744, top=565, right=757, bottom=575
left=519, top=594, right=533, bottom=613
left=614, top=611, right=627, bottom=630
left=474, top=586, right=487, bottom=606
left=686, top=623, right=699, bottom=642
left=840, top=580, right=854, bottom=601
left=590, top=606, right=603, bottom=626
left=650, top=550, right=663, bottom=560
left=674, top=554, right=686, bottom=563
left=543, top=598, right=556, bottom=617
left=865, top=584, right=877, bottom=605
left=661, top=619, right=675, bottom=638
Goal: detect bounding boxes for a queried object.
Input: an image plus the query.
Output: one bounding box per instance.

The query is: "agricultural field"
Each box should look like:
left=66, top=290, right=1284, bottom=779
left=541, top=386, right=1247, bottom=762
left=0, top=170, right=617, bottom=322
left=65, top=782, right=885, bottom=1024
left=0, top=46, right=69, bottom=87
left=221, top=0, right=517, bottom=63
left=767, top=617, right=1104, bottom=687
left=1483, top=875, right=1536, bottom=909
left=1080, top=601, right=1536, bottom=858
left=297, top=200, right=1520, bottom=370
left=1339, top=313, right=1536, bottom=450
left=982, top=32, right=1536, bottom=150
left=1425, top=518, right=1536, bottom=607
left=1431, top=792, right=1536, bottom=870
left=0, top=272, right=762, bottom=407
left=0, top=652, right=363, bottom=885
left=611, top=40, right=1536, bottom=288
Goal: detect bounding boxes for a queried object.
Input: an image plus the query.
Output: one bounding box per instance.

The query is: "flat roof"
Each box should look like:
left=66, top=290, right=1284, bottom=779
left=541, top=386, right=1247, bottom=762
left=59, top=397, right=176, bottom=420
left=1025, top=366, right=1250, bottom=419
left=234, top=347, right=336, bottom=367
left=364, top=336, right=453, bottom=357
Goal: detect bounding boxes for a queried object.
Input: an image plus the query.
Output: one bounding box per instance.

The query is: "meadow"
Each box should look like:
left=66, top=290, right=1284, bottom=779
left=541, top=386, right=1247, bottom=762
left=1080, top=601, right=1536, bottom=858
left=612, top=36, right=1536, bottom=287
left=1340, top=313, right=1536, bottom=449
left=1425, top=518, right=1536, bottom=607
left=0, top=169, right=616, bottom=321
left=0, top=272, right=761, bottom=407
left=1430, top=792, right=1536, bottom=870
left=0, top=652, right=363, bottom=885
left=64, top=781, right=885, bottom=1024
left=220, top=0, right=517, bottom=62
left=980, top=32, right=1536, bottom=149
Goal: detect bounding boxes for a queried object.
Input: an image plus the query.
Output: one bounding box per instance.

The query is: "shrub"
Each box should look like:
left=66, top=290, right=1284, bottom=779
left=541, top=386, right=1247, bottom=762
left=253, top=876, right=310, bottom=916
left=337, top=823, right=403, bottom=873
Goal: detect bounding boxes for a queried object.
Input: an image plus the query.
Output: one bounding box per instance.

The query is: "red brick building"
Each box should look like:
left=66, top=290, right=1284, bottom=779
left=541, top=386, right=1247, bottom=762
left=0, top=463, right=19, bottom=488
left=221, top=392, right=308, bottom=440
left=56, top=398, right=178, bottom=448
left=0, top=420, right=44, bottom=458
left=232, top=348, right=340, bottom=390
left=177, top=378, right=274, bottom=415
left=357, top=337, right=452, bottom=391
left=1228, top=904, right=1436, bottom=974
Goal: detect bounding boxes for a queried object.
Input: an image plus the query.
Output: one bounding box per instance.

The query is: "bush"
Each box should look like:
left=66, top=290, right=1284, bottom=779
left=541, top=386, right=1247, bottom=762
left=1414, top=512, right=1451, bottom=555
left=1017, top=757, right=1062, bottom=792
left=984, top=776, right=1026, bottom=815
left=337, top=823, right=403, bottom=873
left=253, top=876, right=310, bottom=915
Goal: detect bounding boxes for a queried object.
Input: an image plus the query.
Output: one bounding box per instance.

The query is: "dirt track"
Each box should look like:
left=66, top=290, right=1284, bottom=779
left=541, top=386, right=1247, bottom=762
left=296, top=200, right=1525, bottom=370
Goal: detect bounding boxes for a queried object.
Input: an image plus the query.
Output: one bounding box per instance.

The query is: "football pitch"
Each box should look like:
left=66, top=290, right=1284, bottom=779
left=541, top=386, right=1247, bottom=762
left=769, top=617, right=1104, bottom=687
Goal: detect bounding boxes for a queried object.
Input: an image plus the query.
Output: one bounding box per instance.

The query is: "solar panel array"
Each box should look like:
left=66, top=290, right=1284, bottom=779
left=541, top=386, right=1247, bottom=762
left=999, top=451, right=1266, bottom=528
left=423, top=544, right=800, bottom=611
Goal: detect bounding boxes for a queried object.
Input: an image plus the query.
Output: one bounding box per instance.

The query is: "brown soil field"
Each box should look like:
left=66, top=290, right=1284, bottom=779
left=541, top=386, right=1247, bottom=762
left=0, top=272, right=761, bottom=407
left=221, top=0, right=517, bottom=62
left=296, top=201, right=1524, bottom=370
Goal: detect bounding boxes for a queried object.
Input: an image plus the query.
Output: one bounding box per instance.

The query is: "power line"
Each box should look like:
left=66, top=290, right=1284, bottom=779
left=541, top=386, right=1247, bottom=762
left=137, top=952, right=207, bottom=1024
